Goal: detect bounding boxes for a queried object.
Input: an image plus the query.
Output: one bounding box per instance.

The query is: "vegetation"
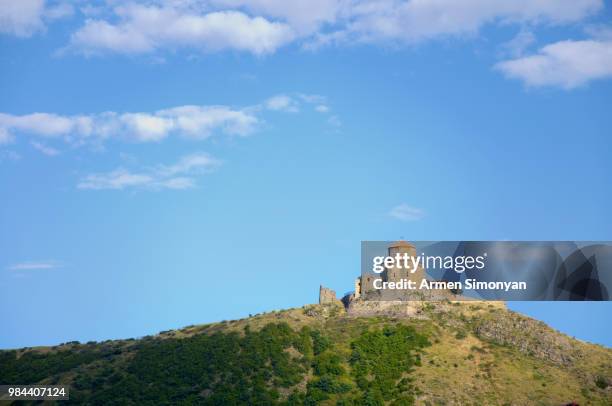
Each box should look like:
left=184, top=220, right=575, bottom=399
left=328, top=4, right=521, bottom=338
left=350, top=325, right=428, bottom=404
left=0, top=302, right=610, bottom=405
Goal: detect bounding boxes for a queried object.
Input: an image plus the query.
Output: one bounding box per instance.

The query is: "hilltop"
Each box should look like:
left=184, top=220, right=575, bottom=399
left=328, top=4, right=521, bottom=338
left=1, top=301, right=610, bottom=405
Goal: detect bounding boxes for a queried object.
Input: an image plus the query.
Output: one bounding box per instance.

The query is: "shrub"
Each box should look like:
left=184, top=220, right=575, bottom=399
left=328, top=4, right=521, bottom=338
left=595, top=376, right=608, bottom=389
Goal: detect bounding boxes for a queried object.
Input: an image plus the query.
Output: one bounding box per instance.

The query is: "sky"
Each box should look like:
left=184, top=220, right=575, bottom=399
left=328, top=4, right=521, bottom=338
left=1, top=0, right=611, bottom=349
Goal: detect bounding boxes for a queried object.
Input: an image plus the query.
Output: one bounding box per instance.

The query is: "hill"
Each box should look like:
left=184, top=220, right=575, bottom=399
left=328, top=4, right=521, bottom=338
left=1, top=301, right=610, bottom=405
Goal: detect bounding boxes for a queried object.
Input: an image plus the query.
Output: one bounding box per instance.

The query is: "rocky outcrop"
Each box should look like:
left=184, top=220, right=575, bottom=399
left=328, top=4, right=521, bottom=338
left=474, top=310, right=577, bottom=365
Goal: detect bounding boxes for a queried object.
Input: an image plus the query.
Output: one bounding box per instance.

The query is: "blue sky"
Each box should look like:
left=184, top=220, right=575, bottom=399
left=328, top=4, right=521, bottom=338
left=1, top=0, right=611, bottom=349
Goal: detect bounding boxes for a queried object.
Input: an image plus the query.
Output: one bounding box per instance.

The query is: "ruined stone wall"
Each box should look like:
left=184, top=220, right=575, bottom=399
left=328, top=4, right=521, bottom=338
left=319, top=285, right=338, bottom=304
left=361, top=274, right=376, bottom=294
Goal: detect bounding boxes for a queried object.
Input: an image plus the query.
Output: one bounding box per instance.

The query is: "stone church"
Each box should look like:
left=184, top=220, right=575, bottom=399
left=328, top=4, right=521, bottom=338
left=320, top=240, right=456, bottom=307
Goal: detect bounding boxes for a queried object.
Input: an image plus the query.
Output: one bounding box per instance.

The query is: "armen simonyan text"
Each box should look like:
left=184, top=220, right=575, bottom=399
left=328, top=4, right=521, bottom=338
left=374, top=278, right=527, bottom=292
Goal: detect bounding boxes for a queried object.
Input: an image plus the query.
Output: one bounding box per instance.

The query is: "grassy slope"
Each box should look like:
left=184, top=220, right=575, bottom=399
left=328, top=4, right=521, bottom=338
left=0, top=301, right=610, bottom=405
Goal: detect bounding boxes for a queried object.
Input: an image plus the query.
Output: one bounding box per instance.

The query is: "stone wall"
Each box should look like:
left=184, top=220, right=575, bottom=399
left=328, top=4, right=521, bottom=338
left=346, top=300, right=421, bottom=317
left=319, top=285, right=338, bottom=304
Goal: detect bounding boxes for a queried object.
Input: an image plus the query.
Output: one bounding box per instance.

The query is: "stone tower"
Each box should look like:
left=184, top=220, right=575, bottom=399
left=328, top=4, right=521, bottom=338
left=319, top=285, right=337, bottom=304
left=383, top=240, right=414, bottom=282
left=383, top=241, right=425, bottom=283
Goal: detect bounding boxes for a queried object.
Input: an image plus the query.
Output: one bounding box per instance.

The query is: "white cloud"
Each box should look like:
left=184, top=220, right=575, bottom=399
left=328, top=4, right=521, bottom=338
left=78, top=152, right=221, bottom=191
left=69, top=4, right=295, bottom=55
left=0, top=0, right=45, bottom=37
left=44, top=2, right=74, bottom=21
left=69, top=19, right=155, bottom=54
left=7, top=260, right=62, bottom=271
left=501, top=29, right=535, bottom=58
left=159, top=105, right=258, bottom=137
left=0, top=127, right=13, bottom=144
left=157, top=177, right=196, bottom=189
left=298, top=93, right=326, bottom=104
left=45, top=0, right=602, bottom=56
left=79, top=4, right=106, bottom=18
left=265, top=95, right=299, bottom=112
left=212, top=0, right=604, bottom=43
left=496, top=39, right=612, bottom=88
left=296, top=93, right=331, bottom=113
left=157, top=152, right=221, bottom=176
left=31, top=141, right=60, bottom=156
left=0, top=0, right=73, bottom=37
left=212, top=0, right=342, bottom=34
left=328, top=115, right=341, bottom=127
left=0, top=104, right=260, bottom=146
left=78, top=169, right=154, bottom=190
left=2, top=0, right=604, bottom=63
left=0, top=112, right=86, bottom=137
left=0, top=150, right=21, bottom=162
left=120, top=113, right=174, bottom=142
left=262, top=92, right=337, bottom=120
left=308, top=0, right=603, bottom=48
left=389, top=203, right=425, bottom=221
left=0, top=95, right=333, bottom=150
left=585, top=24, right=612, bottom=41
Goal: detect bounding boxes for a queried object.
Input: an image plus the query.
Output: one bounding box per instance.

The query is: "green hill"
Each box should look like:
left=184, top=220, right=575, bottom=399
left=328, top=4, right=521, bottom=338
left=1, top=301, right=610, bottom=405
